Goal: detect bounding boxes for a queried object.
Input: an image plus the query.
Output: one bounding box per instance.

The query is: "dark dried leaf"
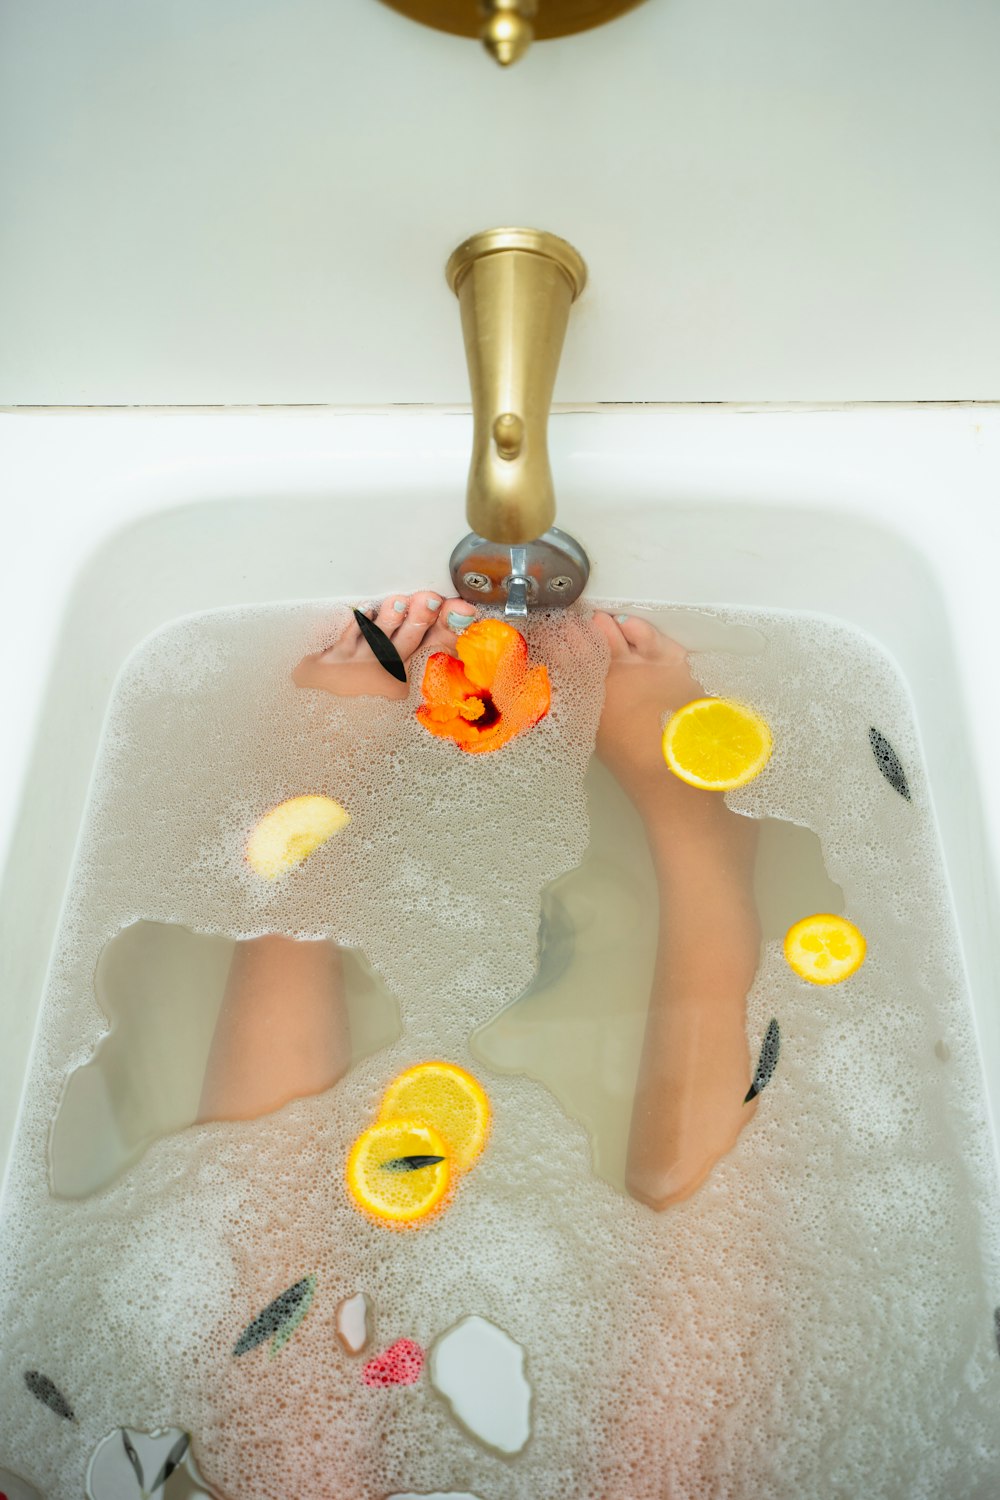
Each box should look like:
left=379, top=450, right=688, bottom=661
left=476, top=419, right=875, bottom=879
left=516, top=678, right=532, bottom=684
left=353, top=607, right=407, bottom=684
left=150, top=1431, right=190, bottom=1493
left=869, top=726, right=911, bottom=801
left=23, top=1369, right=75, bottom=1421
left=381, top=1154, right=446, bottom=1172
left=121, top=1430, right=144, bottom=1490
left=234, top=1274, right=316, bottom=1357
left=745, top=1018, right=781, bottom=1103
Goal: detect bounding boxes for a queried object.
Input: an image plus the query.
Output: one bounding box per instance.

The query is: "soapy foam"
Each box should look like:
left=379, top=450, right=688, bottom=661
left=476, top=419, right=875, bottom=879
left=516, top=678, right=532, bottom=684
left=0, top=601, right=998, bottom=1499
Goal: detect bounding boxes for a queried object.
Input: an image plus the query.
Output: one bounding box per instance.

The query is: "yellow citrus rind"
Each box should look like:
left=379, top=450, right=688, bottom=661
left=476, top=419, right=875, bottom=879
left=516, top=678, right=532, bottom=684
left=346, top=1118, right=450, bottom=1225
left=378, top=1061, right=491, bottom=1174
left=784, top=913, right=867, bottom=986
left=245, top=794, right=351, bottom=879
left=661, top=697, right=773, bottom=791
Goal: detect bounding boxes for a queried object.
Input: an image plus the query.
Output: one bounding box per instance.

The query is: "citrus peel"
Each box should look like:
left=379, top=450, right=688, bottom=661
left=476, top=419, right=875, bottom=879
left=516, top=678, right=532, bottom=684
left=784, top=913, right=867, bottom=985
left=378, top=1061, right=491, bottom=1174
left=245, top=795, right=350, bottom=878
left=346, top=1119, right=450, bottom=1226
left=662, top=697, right=773, bottom=791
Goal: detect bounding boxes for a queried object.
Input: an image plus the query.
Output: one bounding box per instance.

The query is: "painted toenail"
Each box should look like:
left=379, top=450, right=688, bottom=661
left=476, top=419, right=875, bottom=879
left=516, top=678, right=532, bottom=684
left=448, top=611, right=473, bottom=632
left=427, top=596, right=442, bottom=610
left=393, top=599, right=408, bottom=613
left=616, top=614, right=629, bottom=624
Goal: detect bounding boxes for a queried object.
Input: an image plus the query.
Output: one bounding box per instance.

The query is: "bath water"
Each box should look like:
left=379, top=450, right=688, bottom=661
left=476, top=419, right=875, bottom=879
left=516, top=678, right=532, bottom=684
left=1, top=600, right=999, bottom=1500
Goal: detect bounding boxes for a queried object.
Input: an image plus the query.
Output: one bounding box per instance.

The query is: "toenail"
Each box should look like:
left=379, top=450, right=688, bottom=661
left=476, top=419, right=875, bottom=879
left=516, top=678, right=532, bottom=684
left=427, top=595, right=442, bottom=610
left=448, top=611, right=473, bottom=632
left=616, top=614, right=629, bottom=624
left=393, top=599, right=407, bottom=613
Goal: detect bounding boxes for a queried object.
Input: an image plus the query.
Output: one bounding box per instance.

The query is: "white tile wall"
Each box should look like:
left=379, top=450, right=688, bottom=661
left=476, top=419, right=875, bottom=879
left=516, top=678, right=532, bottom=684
left=1, top=0, right=998, bottom=404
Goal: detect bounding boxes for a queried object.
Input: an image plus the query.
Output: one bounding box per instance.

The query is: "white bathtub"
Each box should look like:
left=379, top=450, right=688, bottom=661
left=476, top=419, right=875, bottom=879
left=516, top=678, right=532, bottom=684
left=2, top=401, right=1000, bottom=1205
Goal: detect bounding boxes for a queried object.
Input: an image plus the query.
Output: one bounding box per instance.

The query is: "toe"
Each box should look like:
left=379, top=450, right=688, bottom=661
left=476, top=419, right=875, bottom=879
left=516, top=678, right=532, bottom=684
left=390, top=592, right=447, bottom=660
left=374, top=594, right=411, bottom=637
left=592, top=612, right=631, bottom=659
left=615, top=614, right=658, bottom=654
left=431, top=599, right=476, bottom=643
left=618, top=614, right=686, bottom=664
left=310, top=610, right=364, bottom=667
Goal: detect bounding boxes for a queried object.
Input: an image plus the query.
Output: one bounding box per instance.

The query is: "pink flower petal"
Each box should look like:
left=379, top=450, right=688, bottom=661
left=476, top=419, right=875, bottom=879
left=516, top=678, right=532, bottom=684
left=362, top=1337, right=425, bottom=1388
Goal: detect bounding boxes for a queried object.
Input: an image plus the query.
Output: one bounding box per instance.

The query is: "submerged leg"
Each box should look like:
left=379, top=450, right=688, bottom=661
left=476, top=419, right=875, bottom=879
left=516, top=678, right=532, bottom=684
left=198, top=936, right=350, bottom=1122
left=593, top=612, right=761, bottom=1209
left=200, top=590, right=479, bottom=1123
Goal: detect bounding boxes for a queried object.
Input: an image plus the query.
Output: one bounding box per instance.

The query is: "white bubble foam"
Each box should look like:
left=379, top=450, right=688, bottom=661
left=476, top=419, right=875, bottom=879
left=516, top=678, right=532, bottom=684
left=0, top=600, right=998, bottom=1499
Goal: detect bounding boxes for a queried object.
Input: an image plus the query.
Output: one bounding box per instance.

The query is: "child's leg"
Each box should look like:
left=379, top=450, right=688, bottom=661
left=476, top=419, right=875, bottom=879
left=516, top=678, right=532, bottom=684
left=198, top=592, right=477, bottom=1125
left=198, top=936, right=350, bottom=1122
left=625, top=801, right=759, bottom=1208
left=593, top=613, right=761, bottom=1209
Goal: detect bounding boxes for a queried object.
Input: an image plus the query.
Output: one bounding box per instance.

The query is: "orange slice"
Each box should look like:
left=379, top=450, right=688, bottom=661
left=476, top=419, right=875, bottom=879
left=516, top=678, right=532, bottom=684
left=245, top=795, right=350, bottom=879
left=378, top=1062, right=491, bottom=1174
left=784, top=913, right=867, bottom=985
left=662, top=697, right=773, bottom=791
left=346, top=1119, right=450, bottom=1225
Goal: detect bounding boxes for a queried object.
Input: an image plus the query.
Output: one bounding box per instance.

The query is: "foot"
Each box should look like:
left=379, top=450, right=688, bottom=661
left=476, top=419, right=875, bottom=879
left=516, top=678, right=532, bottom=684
left=592, top=612, right=704, bottom=810
left=625, top=987, right=760, bottom=1210
left=292, top=592, right=476, bottom=701
left=593, top=612, right=761, bottom=1210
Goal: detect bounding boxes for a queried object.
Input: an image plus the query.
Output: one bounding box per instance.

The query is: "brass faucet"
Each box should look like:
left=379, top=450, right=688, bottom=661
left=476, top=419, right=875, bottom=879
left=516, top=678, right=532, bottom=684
left=378, top=1, right=650, bottom=69
left=446, top=227, right=587, bottom=546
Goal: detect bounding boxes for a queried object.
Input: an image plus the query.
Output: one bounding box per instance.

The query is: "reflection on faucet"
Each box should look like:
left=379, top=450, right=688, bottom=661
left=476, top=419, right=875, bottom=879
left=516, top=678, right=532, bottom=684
left=446, top=227, right=587, bottom=546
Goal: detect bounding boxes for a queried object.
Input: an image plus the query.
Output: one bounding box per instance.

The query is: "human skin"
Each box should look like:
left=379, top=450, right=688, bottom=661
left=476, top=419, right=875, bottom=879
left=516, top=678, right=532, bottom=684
left=591, top=612, right=760, bottom=1208
left=200, top=599, right=760, bottom=1209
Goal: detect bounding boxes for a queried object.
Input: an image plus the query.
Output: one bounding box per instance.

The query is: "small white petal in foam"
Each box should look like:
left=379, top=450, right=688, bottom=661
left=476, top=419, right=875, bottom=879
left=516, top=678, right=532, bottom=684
left=429, top=1314, right=532, bottom=1456
left=86, top=1426, right=220, bottom=1499
left=335, top=1290, right=373, bottom=1355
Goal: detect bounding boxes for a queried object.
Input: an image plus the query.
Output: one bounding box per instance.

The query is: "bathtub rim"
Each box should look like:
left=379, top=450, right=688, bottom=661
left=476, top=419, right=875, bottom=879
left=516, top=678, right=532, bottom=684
left=2, top=402, right=1000, bottom=1194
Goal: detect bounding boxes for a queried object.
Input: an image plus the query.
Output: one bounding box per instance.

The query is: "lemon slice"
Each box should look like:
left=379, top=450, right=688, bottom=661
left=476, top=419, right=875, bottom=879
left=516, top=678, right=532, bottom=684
left=346, top=1119, right=450, bottom=1225
left=784, top=913, right=867, bottom=985
left=246, top=795, right=350, bottom=879
left=662, top=697, right=773, bottom=791
left=378, top=1062, right=491, bottom=1174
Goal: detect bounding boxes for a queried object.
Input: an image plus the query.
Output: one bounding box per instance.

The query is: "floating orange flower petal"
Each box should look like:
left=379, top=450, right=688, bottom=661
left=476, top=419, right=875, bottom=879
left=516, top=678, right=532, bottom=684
left=416, top=619, right=550, bottom=754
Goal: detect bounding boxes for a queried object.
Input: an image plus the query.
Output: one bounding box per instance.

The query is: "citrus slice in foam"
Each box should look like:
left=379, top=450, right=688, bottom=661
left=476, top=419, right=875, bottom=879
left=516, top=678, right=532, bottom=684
left=346, top=1119, right=450, bottom=1225
left=245, top=794, right=350, bottom=879
left=661, top=697, right=773, bottom=791
left=784, top=913, right=867, bottom=985
left=378, top=1062, right=491, bottom=1174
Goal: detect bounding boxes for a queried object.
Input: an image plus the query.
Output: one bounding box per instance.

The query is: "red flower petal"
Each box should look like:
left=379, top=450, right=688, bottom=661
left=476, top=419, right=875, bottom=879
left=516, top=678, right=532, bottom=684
left=362, top=1337, right=425, bottom=1388
left=416, top=622, right=551, bottom=755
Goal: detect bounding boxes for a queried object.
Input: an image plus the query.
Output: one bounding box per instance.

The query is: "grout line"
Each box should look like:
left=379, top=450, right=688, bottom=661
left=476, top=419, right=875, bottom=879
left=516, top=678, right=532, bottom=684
left=1, top=400, right=998, bottom=416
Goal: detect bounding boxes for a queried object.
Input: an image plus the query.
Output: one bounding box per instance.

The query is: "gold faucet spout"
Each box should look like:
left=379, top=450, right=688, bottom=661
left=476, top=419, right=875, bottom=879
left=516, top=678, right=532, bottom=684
left=446, top=228, right=587, bottom=546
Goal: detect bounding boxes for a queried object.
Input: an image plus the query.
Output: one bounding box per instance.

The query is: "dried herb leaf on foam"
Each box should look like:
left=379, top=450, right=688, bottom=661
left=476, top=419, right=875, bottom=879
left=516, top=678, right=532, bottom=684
left=23, top=1369, right=75, bottom=1421
left=745, top=1018, right=781, bottom=1103
left=233, top=1274, right=316, bottom=1358
left=149, top=1431, right=190, bottom=1493
left=868, top=726, right=911, bottom=801
left=353, top=608, right=408, bottom=684
left=121, top=1430, right=144, bottom=1489
left=381, top=1154, right=446, bottom=1173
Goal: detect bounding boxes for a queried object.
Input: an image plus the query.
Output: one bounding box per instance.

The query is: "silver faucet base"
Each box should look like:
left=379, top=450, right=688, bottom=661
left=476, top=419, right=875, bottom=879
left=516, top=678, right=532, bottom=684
left=449, top=528, right=591, bottom=618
